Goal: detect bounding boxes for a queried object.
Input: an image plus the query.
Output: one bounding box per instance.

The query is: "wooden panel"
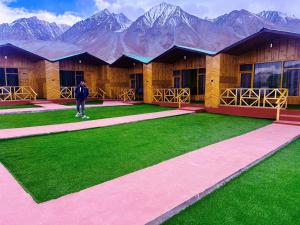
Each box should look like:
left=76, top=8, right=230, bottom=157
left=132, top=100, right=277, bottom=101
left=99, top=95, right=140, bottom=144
left=205, top=55, right=221, bottom=108
left=173, top=55, right=206, bottom=70
left=152, top=62, right=173, bottom=89
left=143, top=64, right=153, bottom=103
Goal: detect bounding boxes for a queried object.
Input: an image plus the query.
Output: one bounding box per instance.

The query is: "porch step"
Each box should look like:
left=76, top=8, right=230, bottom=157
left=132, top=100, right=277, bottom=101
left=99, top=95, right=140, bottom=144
left=179, top=107, right=205, bottom=113
left=280, top=114, right=300, bottom=122
left=30, top=100, right=54, bottom=104
left=274, top=120, right=300, bottom=126
left=281, top=109, right=300, bottom=116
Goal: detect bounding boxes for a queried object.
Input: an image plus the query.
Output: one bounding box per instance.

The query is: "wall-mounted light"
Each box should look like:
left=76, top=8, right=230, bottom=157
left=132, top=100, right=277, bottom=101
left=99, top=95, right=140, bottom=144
left=270, top=43, right=273, bottom=48
left=133, top=62, right=136, bottom=67
left=183, top=55, right=187, bottom=60
left=79, top=60, right=82, bottom=64
left=4, top=56, right=7, bottom=60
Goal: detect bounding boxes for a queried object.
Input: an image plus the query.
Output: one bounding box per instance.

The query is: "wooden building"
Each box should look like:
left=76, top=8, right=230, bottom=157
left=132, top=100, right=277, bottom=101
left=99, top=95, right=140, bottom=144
left=110, top=54, right=152, bottom=101
left=205, top=28, right=300, bottom=108
left=0, top=43, right=108, bottom=101
left=150, top=45, right=216, bottom=102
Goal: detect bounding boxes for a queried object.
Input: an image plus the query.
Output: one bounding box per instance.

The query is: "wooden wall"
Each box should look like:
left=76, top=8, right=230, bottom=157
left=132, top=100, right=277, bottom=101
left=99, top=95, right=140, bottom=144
left=151, top=62, right=173, bottom=89
left=108, top=63, right=143, bottom=99
left=0, top=53, right=39, bottom=93
left=205, top=36, right=300, bottom=107
left=173, top=55, right=206, bottom=70
left=59, top=60, right=105, bottom=92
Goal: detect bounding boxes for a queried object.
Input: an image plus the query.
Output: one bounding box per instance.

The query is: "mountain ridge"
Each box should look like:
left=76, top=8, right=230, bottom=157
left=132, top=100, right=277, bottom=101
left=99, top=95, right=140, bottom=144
left=1, top=3, right=300, bottom=61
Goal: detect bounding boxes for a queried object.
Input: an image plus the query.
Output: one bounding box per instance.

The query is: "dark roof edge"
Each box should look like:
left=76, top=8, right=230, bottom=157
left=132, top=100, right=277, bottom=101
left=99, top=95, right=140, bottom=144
left=218, top=28, right=300, bottom=54
left=0, top=43, right=47, bottom=60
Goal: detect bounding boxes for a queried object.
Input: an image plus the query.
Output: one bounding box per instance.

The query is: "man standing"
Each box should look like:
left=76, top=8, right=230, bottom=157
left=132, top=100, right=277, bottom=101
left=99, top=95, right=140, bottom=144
left=75, top=81, right=90, bottom=119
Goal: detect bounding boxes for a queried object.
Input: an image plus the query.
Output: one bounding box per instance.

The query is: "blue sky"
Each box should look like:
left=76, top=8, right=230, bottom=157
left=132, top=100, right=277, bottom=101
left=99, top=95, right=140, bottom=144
left=1, top=0, right=300, bottom=25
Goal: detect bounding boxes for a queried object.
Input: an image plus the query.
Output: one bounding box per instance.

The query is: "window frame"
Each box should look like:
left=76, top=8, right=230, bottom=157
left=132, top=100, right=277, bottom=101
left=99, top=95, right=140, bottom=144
left=0, top=67, right=19, bottom=87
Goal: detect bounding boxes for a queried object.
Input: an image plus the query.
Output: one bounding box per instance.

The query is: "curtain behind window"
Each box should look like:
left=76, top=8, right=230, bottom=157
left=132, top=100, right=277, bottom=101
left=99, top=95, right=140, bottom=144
left=283, top=70, right=300, bottom=96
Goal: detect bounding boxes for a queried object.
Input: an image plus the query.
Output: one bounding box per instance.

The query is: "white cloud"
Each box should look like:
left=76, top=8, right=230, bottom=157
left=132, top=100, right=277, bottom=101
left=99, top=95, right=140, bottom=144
left=0, top=0, right=82, bottom=25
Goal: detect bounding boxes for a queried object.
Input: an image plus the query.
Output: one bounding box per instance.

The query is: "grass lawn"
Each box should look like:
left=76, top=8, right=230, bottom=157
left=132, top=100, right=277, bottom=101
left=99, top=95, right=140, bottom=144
left=0, top=113, right=271, bottom=203
left=63, top=100, right=103, bottom=106
left=0, top=104, right=171, bottom=129
left=164, top=138, right=300, bottom=225
left=0, top=104, right=40, bottom=110
left=288, top=104, right=300, bottom=110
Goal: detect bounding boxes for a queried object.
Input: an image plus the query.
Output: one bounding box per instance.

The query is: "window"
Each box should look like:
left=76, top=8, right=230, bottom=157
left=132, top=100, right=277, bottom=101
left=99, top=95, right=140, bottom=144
left=283, top=70, right=300, bottom=96
left=129, top=73, right=143, bottom=100
left=198, top=68, right=206, bottom=95
left=60, top=71, right=84, bottom=87
left=240, top=64, right=253, bottom=71
left=0, top=68, right=19, bottom=86
left=283, top=60, right=300, bottom=96
left=241, top=73, right=252, bottom=88
left=254, top=62, right=282, bottom=88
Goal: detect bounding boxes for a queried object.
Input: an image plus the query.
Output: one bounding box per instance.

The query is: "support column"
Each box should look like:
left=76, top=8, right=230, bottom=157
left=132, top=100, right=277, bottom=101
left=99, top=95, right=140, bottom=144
left=205, top=55, right=221, bottom=108
left=143, top=63, right=153, bottom=104
left=44, top=61, right=60, bottom=100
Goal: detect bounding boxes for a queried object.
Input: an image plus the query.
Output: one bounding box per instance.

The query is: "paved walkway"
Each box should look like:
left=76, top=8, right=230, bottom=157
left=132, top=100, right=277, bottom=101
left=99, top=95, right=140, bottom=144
left=1, top=123, right=299, bottom=225
left=0, top=110, right=192, bottom=140
left=0, top=101, right=131, bottom=115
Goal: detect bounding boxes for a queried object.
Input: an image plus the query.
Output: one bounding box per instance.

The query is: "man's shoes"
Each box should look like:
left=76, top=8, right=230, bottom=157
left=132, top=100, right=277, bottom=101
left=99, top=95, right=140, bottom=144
left=82, top=115, right=90, bottom=119
left=75, top=112, right=82, bottom=118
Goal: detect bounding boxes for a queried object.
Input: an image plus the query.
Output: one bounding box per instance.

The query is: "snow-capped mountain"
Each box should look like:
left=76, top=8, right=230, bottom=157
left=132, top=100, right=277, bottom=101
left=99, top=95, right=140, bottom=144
left=123, top=2, right=239, bottom=57
left=0, top=17, right=69, bottom=41
left=257, top=11, right=300, bottom=33
left=2, top=3, right=300, bottom=62
left=215, top=9, right=276, bottom=38
left=59, top=9, right=132, bottom=61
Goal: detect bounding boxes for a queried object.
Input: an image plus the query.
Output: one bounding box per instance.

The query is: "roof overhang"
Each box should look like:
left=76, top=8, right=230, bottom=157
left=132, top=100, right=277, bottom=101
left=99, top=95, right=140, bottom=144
left=219, top=28, right=300, bottom=55
left=0, top=43, right=46, bottom=61
left=50, top=52, right=108, bottom=65
left=150, top=45, right=216, bottom=63
left=111, top=54, right=152, bottom=68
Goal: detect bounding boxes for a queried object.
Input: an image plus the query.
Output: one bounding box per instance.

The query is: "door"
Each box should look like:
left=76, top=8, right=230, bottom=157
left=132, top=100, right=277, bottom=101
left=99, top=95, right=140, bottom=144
left=240, top=73, right=252, bottom=88
left=283, top=69, right=300, bottom=96
left=130, top=74, right=144, bottom=100
left=182, top=69, right=197, bottom=95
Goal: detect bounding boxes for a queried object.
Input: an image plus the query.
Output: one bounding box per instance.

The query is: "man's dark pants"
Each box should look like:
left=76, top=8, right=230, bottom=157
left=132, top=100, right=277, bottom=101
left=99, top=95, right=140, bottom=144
left=76, top=99, right=85, bottom=115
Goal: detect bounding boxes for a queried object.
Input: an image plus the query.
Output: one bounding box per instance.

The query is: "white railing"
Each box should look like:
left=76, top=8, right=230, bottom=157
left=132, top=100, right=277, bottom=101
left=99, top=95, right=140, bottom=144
left=153, top=88, right=191, bottom=105
left=0, top=86, right=37, bottom=101
left=220, top=88, right=288, bottom=109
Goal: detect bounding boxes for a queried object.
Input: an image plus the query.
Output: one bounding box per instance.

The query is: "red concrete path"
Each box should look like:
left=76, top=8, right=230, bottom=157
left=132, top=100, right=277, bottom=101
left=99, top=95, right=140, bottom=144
left=1, top=123, right=299, bottom=225
left=0, top=110, right=192, bottom=140
left=0, top=101, right=131, bottom=115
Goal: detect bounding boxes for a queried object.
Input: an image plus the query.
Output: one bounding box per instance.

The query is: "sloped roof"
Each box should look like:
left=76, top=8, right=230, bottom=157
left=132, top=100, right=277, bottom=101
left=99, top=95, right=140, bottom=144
left=219, top=28, right=300, bottom=55
left=0, top=43, right=46, bottom=61
left=150, top=45, right=216, bottom=63
left=111, top=54, right=153, bottom=67
left=0, top=41, right=108, bottom=65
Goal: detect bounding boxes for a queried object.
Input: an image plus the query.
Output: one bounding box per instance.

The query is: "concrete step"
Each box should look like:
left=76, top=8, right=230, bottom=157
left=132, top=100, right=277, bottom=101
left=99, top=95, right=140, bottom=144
left=280, top=114, right=300, bottom=122
left=274, top=120, right=300, bottom=126
left=179, top=107, right=205, bottom=113
left=281, top=109, right=300, bottom=116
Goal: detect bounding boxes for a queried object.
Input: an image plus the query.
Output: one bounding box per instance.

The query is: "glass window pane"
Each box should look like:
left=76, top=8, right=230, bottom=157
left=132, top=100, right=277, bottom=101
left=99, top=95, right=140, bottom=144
left=198, top=75, right=205, bottom=95
left=254, top=62, right=282, bottom=88
left=0, top=68, right=5, bottom=86
left=283, top=69, right=300, bottom=96
left=240, top=64, right=253, bottom=71
left=6, top=68, right=18, bottom=74
left=130, top=79, right=135, bottom=89
left=284, top=60, right=300, bottom=69
left=241, top=73, right=252, bottom=88
left=6, top=74, right=19, bottom=86
left=60, top=71, right=75, bottom=87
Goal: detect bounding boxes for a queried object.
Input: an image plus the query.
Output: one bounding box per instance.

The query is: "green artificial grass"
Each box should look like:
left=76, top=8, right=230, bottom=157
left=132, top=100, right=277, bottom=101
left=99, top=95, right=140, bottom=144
left=0, top=113, right=271, bottom=203
left=164, top=138, right=300, bottom=225
left=0, top=104, right=171, bottom=129
left=63, top=100, right=103, bottom=106
left=0, top=104, right=40, bottom=110
left=288, top=104, right=300, bottom=110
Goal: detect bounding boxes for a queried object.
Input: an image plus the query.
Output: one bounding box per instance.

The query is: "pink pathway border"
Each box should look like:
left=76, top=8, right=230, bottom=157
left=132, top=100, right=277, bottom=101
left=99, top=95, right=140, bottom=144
left=0, top=123, right=299, bottom=225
